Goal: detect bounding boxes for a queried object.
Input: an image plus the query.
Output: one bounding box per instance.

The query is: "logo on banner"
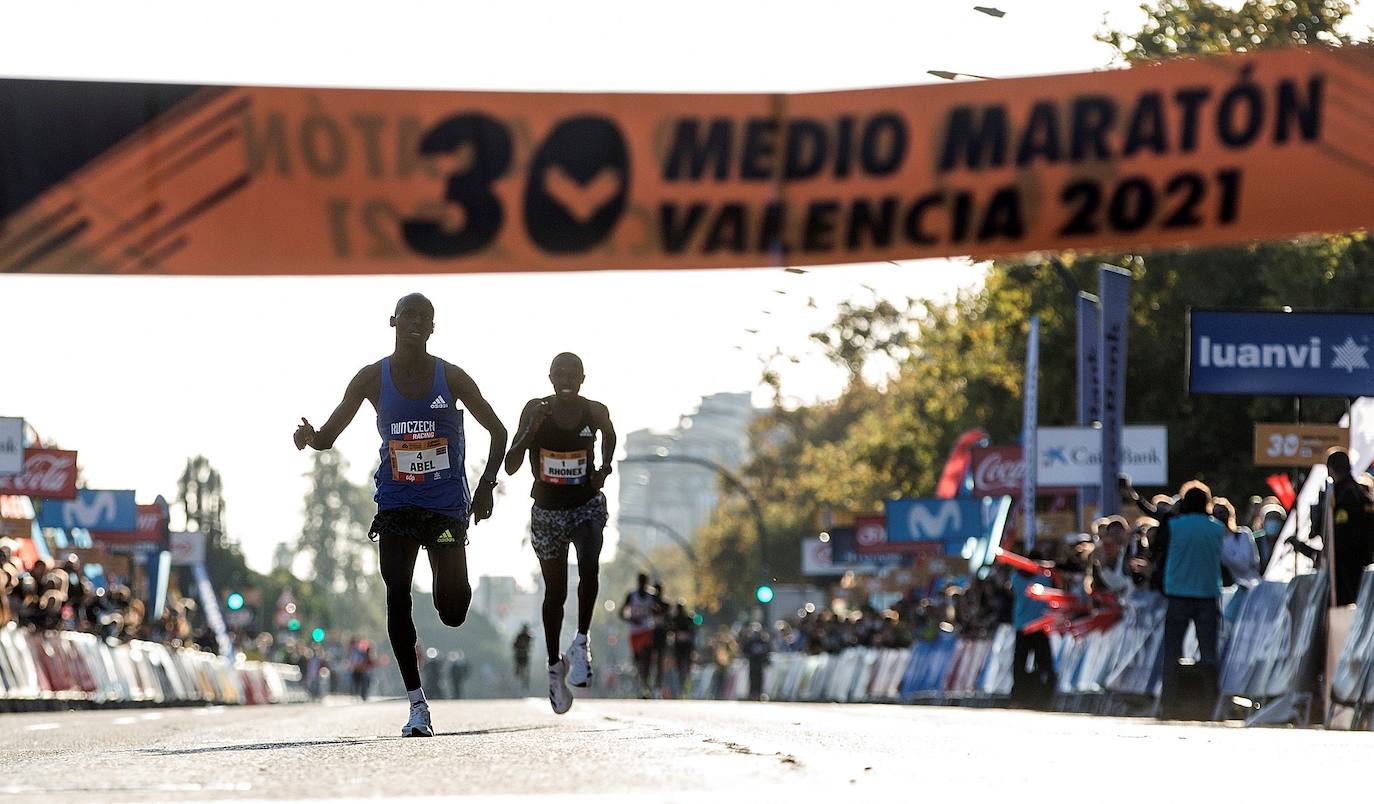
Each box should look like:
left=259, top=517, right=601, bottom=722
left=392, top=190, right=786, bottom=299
left=40, top=490, right=139, bottom=533
left=0, top=449, right=78, bottom=499
left=1035, top=426, right=1168, bottom=486
left=884, top=498, right=983, bottom=546
left=972, top=447, right=1025, bottom=495
left=1190, top=311, right=1374, bottom=396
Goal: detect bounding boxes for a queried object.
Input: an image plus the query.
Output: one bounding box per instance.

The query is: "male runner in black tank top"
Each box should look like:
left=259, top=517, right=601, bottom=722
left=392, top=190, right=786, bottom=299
left=504, top=352, right=616, bottom=714
left=293, top=293, right=507, bottom=737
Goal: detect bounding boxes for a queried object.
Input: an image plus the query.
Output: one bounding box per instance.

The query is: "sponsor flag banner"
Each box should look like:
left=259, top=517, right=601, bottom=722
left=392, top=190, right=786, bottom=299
left=5, top=47, right=1374, bottom=275
left=0, top=448, right=78, bottom=499
left=1188, top=310, right=1374, bottom=396
left=1022, top=316, right=1040, bottom=547
left=36, top=489, right=138, bottom=531
left=970, top=446, right=1076, bottom=497
left=1037, top=425, right=1168, bottom=486
left=90, top=503, right=167, bottom=544
left=0, top=417, right=22, bottom=475
left=1254, top=423, right=1349, bottom=467
left=1098, top=266, right=1132, bottom=517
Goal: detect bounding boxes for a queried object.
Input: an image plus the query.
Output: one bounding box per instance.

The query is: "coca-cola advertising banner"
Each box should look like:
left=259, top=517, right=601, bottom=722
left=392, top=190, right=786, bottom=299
left=971, top=447, right=1078, bottom=497
left=972, top=447, right=1026, bottom=496
left=0, top=448, right=78, bottom=499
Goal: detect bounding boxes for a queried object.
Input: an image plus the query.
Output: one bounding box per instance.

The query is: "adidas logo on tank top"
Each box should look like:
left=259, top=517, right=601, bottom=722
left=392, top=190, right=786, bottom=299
left=430, top=396, right=448, bottom=410
left=578, top=426, right=593, bottom=437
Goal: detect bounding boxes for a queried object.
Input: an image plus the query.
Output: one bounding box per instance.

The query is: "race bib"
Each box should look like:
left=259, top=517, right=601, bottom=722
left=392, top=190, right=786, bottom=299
left=540, top=448, right=588, bottom=485
left=390, top=437, right=450, bottom=482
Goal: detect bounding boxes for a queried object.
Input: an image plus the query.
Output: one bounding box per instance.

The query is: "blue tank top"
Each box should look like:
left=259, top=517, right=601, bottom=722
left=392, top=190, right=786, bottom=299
left=373, top=357, right=469, bottom=519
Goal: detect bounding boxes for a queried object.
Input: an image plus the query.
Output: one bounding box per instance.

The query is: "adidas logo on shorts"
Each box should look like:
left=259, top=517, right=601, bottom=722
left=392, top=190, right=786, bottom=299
left=579, top=426, right=593, bottom=437
left=436, top=529, right=455, bottom=544
left=430, top=396, right=449, bottom=409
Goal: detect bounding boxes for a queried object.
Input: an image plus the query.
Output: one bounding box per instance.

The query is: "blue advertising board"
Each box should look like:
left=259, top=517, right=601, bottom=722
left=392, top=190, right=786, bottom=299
left=884, top=498, right=985, bottom=549
left=827, top=528, right=910, bottom=568
left=36, top=489, right=138, bottom=532
left=1189, top=310, right=1374, bottom=396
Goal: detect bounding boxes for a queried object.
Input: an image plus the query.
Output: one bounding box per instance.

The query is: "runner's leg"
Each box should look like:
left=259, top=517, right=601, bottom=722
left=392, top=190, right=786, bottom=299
left=379, top=533, right=423, bottom=691
left=428, top=540, right=472, bottom=627
left=570, top=520, right=605, bottom=634
left=539, top=555, right=570, bottom=665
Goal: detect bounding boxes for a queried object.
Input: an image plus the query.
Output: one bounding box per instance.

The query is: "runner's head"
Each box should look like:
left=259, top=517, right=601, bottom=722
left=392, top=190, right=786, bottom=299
left=636, top=572, right=648, bottom=590
left=549, top=352, right=585, bottom=400
left=390, top=293, right=435, bottom=347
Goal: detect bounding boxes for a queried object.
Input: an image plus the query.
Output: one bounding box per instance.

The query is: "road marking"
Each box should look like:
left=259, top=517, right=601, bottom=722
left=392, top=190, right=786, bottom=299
left=111, top=716, right=138, bottom=725
left=24, top=722, right=58, bottom=731
left=140, top=712, right=163, bottom=720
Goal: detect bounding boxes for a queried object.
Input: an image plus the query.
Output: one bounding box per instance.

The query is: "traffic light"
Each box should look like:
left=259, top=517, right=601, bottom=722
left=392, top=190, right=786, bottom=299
left=311, top=627, right=326, bottom=643
left=287, top=618, right=301, bottom=631
left=692, top=613, right=704, bottom=626
left=755, top=584, right=774, bottom=604
left=226, top=592, right=245, bottom=611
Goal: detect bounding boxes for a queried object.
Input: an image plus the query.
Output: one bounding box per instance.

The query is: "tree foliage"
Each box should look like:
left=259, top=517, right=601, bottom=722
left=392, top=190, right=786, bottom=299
left=692, top=0, right=1370, bottom=618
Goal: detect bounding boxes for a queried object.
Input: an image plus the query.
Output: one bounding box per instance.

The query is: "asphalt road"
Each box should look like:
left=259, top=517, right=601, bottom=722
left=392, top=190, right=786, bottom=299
left=3, top=697, right=1371, bottom=802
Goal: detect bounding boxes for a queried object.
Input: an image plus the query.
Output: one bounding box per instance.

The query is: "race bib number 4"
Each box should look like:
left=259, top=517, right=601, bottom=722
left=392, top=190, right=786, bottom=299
left=390, top=437, right=450, bottom=482
left=540, top=449, right=587, bottom=485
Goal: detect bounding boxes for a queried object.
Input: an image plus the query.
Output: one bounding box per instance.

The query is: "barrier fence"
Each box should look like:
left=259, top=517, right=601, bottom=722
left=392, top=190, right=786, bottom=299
left=691, top=570, right=1374, bottom=729
left=0, top=624, right=307, bottom=711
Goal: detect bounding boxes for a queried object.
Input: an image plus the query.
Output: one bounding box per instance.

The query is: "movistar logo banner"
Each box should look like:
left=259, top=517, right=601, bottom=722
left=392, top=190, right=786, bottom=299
left=1189, top=311, right=1374, bottom=396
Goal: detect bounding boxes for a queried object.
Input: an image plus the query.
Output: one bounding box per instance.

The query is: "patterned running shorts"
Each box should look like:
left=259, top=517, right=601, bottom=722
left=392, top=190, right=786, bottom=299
left=530, top=493, right=608, bottom=561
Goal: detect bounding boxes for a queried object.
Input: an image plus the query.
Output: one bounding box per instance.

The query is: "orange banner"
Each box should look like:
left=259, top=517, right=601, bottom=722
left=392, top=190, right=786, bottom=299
left=3, top=45, right=1373, bottom=275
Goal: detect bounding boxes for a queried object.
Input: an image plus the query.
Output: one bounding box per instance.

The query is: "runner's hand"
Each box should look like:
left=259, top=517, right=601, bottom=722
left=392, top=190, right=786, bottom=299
left=294, top=418, right=316, bottom=450
left=470, top=483, right=495, bottom=524
left=591, top=466, right=612, bottom=491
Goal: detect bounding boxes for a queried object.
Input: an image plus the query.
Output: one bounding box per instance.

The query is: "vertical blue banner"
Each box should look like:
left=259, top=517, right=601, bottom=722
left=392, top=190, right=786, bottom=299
left=1022, top=315, right=1040, bottom=548
left=1099, top=266, right=1132, bottom=517
left=1077, top=292, right=1101, bottom=524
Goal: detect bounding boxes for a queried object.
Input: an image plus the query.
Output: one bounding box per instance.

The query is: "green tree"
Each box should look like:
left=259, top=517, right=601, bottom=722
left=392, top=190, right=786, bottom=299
left=177, top=455, right=250, bottom=591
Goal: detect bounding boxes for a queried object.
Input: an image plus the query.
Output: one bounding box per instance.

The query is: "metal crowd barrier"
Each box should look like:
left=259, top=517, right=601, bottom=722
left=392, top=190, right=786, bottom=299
left=683, top=572, right=1353, bottom=729
left=0, top=624, right=308, bottom=711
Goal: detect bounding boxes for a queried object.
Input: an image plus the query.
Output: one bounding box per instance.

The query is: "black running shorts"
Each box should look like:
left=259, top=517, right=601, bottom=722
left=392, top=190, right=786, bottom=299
left=369, top=506, right=468, bottom=549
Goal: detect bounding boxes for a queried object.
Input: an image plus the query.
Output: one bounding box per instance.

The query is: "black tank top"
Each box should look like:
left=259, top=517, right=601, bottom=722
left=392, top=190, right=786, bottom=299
left=528, top=397, right=597, bottom=510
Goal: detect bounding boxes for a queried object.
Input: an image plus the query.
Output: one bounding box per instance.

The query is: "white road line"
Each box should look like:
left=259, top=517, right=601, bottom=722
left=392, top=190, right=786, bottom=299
left=23, top=722, right=59, bottom=731
left=111, top=716, right=138, bottom=725
left=139, top=712, right=163, bottom=720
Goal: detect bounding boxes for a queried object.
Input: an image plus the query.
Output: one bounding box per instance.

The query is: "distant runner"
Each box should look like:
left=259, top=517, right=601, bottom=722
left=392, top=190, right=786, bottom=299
left=504, top=352, right=615, bottom=714
left=294, top=293, right=507, bottom=738
left=513, top=623, right=533, bottom=689
left=621, top=573, right=662, bottom=698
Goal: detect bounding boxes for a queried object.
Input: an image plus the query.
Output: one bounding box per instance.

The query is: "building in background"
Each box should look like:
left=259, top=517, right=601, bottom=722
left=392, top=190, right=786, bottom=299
left=471, top=575, right=543, bottom=640
left=617, top=392, right=758, bottom=555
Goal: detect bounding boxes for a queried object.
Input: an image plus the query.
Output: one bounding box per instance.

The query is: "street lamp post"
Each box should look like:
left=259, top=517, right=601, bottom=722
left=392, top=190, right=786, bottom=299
left=620, top=453, right=771, bottom=622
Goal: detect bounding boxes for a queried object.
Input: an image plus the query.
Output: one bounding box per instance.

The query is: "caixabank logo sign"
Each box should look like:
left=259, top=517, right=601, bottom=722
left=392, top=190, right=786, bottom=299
left=1189, top=310, right=1374, bottom=396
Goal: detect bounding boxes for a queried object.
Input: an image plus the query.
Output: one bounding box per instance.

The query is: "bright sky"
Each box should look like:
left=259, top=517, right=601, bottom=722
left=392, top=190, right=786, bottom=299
left=4, top=1, right=1370, bottom=587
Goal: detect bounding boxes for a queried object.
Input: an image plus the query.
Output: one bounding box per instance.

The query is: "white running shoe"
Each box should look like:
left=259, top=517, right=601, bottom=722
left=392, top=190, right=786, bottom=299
left=401, top=701, right=433, bottom=737
left=567, top=633, right=592, bottom=688
left=548, top=656, right=573, bottom=715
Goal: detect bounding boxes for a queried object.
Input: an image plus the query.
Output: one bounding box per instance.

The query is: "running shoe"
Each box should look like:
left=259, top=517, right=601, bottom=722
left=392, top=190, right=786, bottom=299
left=401, top=701, right=434, bottom=737
left=548, top=655, right=573, bottom=715
left=567, top=633, right=592, bottom=688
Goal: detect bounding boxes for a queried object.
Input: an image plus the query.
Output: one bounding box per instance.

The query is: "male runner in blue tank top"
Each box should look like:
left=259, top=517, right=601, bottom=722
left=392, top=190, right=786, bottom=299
left=292, top=293, right=507, bottom=737
left=504, top=352, right=616, bottom=714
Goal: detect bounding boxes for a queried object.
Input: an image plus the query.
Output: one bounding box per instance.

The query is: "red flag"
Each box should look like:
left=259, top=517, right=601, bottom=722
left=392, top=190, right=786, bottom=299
left=1266, top=473, right=1297, bottom=511
left=935, top=428, right=988, bottom=498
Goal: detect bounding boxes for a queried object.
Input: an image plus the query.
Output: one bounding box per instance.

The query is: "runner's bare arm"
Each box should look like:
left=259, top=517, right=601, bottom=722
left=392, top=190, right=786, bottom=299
left=447, top=365, right=507, bottom=523
left=503, top=399, right=548, bottom=475
left=591, top=401, right=617, bottom=490
left=294, top=366, right=376, bottom=451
